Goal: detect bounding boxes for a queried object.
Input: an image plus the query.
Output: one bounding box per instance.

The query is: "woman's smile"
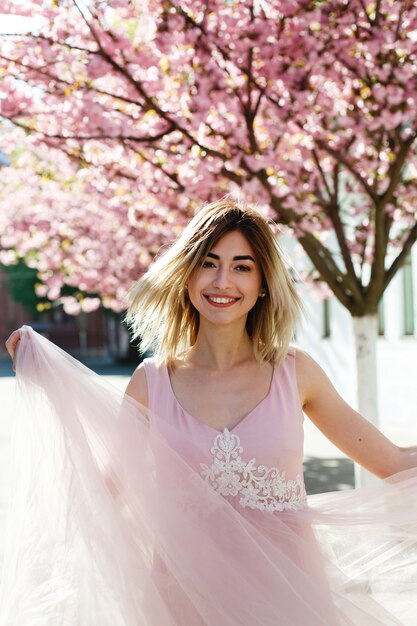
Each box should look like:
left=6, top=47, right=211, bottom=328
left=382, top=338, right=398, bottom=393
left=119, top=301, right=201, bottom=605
left=204, top=294, right=241, bottom=307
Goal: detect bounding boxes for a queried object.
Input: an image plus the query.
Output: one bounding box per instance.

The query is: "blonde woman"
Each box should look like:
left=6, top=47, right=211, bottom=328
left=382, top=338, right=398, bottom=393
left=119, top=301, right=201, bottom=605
left=4, top=199, right=417, bottom=625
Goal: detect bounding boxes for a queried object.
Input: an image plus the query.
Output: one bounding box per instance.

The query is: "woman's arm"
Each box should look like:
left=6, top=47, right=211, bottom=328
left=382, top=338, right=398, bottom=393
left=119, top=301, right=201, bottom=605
left=295, top=349, right=415, bottom=478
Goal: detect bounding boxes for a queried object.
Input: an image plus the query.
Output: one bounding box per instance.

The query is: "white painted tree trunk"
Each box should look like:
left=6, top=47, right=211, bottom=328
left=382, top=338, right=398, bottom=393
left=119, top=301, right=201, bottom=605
left=351, top=314, right=380, bottom=487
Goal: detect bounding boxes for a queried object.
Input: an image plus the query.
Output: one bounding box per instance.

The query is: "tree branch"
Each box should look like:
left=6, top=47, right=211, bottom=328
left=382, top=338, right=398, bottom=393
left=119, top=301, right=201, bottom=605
left=255, top=170, right=365, bottom=313
left=357, top=0, right=374, bottom=27
left=312, top=149, right=332, bottom=200
left=374, top=0, right=382, bottom=25
left=68, top=0, right=227, bottom=162
left=379, top=134, right=417, bottom=210
left=1, top=116, right=176, bottom=144
left=316, top=141, right=378, bottom=202
left=384, top=223, right=417, bottom=292
left=0, top=52, right=148, bottom=110
left=367, top=134, right=417, bottom=301
left=312, top=154, right=363, bottom=300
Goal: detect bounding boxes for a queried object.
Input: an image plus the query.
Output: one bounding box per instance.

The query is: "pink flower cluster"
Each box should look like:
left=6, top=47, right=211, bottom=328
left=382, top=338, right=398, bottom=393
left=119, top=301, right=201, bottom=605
left=0, top=0, right=417, bottom=312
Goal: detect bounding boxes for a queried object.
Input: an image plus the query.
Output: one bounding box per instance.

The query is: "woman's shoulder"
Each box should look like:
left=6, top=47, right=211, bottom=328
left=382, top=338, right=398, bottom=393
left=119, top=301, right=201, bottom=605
left=285, top=344, right=297, bottom=359
left=141, top=355, right=160, bottom=369
left=282, top=345, right=318, bottom=381
left=288, top=345, right=321, bottom=376
left=273, top=344, right=307, bottom=367
left=288, top=347, right=335, bottom=407
left=125, top=361, right=149, bottom=407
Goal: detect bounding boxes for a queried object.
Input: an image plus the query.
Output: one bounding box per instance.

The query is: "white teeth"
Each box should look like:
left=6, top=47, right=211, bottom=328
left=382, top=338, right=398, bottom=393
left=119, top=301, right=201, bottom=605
left=208, top=296, right=236, bottom=304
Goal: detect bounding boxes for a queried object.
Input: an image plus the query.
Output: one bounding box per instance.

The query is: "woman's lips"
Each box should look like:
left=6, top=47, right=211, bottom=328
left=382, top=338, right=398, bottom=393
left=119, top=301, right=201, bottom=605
left=204, top=295, right=240, bottom=308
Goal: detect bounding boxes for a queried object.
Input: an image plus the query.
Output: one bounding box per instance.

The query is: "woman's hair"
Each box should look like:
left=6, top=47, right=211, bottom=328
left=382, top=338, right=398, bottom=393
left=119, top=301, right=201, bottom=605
left=125, top=198, right=302, bottom=365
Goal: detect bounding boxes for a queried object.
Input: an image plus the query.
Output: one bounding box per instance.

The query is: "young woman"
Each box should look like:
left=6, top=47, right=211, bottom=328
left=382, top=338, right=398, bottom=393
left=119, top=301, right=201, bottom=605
left=3, top=199, right=417, bottom=625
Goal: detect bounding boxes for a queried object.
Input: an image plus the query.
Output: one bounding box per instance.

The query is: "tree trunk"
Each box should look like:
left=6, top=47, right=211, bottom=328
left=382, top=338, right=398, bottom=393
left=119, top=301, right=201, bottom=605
left=351, top=314, right=380, bottom=487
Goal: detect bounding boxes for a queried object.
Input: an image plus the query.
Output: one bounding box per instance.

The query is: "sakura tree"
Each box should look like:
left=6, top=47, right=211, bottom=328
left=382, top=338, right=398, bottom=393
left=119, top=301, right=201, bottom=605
left=0, top=126, right=188, bottom=315
left=1, top=0, right=417, bottom=462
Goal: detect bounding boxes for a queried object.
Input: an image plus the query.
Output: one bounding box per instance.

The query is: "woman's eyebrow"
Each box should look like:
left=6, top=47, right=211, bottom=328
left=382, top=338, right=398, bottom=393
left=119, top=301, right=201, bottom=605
left=207, top=252, right=256, bottom=262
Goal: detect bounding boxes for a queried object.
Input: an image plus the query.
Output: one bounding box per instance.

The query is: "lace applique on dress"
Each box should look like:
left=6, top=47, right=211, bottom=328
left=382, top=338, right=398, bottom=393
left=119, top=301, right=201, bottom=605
left=200, top=429, right=307, bottom=512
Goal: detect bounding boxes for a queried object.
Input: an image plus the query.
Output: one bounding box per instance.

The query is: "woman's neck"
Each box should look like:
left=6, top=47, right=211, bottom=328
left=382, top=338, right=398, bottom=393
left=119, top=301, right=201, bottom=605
left=186, top=322, right=255, bottom=371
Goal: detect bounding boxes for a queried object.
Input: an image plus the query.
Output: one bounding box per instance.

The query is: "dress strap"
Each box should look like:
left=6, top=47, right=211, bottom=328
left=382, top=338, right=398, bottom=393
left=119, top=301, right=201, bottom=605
left=141, top=358, right=162, bottom=414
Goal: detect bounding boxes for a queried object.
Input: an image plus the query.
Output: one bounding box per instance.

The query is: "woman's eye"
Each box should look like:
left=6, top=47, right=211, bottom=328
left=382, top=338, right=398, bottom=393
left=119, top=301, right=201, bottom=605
left=235, top=265, right=250, bottom=272
left=202, top=261, right=215, bottom=268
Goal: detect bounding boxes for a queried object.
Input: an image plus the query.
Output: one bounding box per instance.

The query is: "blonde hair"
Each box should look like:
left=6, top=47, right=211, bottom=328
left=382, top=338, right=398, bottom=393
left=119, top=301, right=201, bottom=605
left=125, top=198, right=302, bottom=366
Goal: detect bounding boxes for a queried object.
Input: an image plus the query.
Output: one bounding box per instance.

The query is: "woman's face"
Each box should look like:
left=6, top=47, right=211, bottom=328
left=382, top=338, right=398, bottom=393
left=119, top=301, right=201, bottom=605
left=187, top=230, right=263, bottom=328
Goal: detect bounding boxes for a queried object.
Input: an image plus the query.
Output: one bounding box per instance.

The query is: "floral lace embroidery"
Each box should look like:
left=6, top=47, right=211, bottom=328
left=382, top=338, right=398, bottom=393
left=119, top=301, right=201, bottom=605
left=200, top=428, right=307, bottom=512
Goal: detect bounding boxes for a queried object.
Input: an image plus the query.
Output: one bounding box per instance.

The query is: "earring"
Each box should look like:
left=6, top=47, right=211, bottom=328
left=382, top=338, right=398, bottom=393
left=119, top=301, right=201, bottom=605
left=259, top=289, right=266, bottom=298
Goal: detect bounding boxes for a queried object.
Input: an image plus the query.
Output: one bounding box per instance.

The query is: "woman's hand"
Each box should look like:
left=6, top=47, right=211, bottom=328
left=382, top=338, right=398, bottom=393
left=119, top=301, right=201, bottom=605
left=5, top=329, right=22, bottom=372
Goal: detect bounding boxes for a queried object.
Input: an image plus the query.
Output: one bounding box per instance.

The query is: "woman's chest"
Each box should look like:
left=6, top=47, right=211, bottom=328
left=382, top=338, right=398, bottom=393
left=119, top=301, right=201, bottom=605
left=146, top=356, right=306, bottom=511
left=169, top=363, right=274, bottom=431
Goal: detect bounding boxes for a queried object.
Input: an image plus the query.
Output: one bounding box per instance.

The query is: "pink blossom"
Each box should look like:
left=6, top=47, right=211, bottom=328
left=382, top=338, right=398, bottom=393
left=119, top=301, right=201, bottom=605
left=0, top=0, right=416, bottom=314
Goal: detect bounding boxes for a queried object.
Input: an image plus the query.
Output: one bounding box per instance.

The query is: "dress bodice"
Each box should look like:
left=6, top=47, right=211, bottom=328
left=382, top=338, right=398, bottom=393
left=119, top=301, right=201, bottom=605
left=143, top=349, right=307, bottom=512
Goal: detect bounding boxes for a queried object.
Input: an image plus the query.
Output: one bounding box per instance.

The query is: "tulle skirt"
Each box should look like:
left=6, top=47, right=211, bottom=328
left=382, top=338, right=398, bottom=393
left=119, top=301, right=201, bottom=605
left=0, top=327, right=416, bottom=625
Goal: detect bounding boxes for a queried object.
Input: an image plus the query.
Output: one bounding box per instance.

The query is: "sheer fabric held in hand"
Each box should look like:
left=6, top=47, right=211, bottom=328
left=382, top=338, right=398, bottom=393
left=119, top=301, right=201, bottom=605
left=0, top=327, right=417, bottom=625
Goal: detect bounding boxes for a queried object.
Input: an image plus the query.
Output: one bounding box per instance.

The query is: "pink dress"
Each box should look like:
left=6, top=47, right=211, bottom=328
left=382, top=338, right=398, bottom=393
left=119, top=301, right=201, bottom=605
left=2, top=327, right=417, bottom=625
left=142, top=351, right=340, bottom=625
left=143, top=349, right=306, bottom=514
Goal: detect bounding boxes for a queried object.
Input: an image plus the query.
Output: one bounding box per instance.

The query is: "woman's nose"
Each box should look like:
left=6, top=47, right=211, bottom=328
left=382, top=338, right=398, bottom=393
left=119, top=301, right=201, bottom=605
left=212, top=267, right=232, bottom=289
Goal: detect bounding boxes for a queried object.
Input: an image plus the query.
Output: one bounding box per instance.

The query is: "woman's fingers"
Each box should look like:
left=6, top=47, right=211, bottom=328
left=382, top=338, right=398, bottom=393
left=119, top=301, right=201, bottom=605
left=5, top=329, right=21, bottom=370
